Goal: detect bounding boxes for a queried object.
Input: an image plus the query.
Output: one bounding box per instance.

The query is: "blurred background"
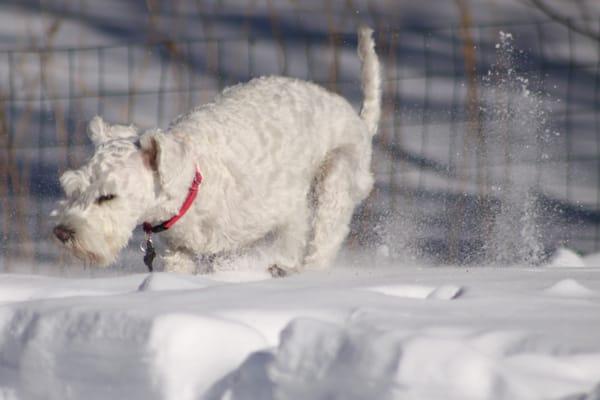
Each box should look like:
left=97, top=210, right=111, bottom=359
left=1, top=0, right=599, bottom=273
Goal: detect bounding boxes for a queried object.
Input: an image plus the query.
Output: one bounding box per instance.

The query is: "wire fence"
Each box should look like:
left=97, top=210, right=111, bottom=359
left=1, top=16, right=599, bottom=270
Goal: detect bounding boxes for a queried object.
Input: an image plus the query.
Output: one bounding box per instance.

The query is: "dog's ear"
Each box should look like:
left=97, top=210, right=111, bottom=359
left=88, top=116, right=110, bottom=146
left=139, top=130, right=193, bottom=196
left=60, top=169, right=89, bottom=197
left=88, top=116, right=138, bottom=146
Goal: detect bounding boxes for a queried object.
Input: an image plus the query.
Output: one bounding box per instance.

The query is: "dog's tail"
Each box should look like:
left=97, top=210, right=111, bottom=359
left=357, top=26, right=381, bottom=137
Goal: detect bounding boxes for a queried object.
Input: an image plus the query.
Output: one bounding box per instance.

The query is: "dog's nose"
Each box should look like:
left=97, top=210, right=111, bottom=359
left=53, top=225, right=74, bottom=243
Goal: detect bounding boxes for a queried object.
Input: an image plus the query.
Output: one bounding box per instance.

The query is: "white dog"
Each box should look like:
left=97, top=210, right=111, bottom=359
left=52, top=27, right=381, bottom=275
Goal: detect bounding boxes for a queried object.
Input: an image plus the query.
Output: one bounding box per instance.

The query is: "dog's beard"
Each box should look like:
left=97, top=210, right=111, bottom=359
left=59, top=232, right=119, bottom=266
left=68, top=238, right=106, bottom=265
left=55, top=217, right=132, bottom=267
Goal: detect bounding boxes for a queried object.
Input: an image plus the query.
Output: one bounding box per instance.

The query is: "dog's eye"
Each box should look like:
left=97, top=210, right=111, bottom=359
left=95, top=194, right=116, bottom=204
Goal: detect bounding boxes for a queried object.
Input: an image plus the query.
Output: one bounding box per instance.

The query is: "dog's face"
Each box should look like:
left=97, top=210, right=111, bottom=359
left=53, top=116, right=158, bottom=266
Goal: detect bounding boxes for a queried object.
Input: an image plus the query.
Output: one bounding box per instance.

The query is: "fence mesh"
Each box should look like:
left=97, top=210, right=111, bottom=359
left=1, top=15, right=599, bottom=270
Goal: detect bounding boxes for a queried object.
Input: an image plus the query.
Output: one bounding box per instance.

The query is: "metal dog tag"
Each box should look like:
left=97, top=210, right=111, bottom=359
left=142, top=237, right=156, bottom=272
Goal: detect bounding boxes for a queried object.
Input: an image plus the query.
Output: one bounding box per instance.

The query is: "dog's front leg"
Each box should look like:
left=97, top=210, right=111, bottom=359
left=162, top=247, right=197, bottom=274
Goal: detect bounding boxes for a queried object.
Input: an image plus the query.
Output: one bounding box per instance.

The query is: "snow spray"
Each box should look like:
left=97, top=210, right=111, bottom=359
left=481, top=31, right=555, bottom=265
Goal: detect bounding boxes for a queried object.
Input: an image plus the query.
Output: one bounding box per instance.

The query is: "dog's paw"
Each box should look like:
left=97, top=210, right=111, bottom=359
left=268, top=264, right=289, bottom=278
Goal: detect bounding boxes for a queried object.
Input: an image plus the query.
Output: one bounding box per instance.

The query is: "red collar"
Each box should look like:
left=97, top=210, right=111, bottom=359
left=143, top=168, right=203, bottom=234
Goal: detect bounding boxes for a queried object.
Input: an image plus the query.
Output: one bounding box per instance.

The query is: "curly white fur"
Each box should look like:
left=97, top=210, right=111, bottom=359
left=53, top=28, right=381, bottom=274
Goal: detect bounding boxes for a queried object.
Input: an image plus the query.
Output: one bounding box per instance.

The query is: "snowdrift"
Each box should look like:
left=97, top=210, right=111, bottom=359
left=1, top=262, right=600, bottom=400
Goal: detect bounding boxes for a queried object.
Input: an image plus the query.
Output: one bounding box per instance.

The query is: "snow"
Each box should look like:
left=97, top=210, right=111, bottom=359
left=1, top=2, right=600, bottom=398
left=1, top=257, right=600, bottom=400
left=544, top=279, right=595, bottom=297
left=364, top=283, right=463, bottom=300
left=548, top=248, right=588, bottom=268
left=149, top=314, right=267, bottom=400
left=584, top=253, right=600, bottom=268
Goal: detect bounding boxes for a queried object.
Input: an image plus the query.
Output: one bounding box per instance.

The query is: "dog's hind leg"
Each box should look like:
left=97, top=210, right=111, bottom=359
left=268, top=202, right=311, bottom=276
left=302, top=151, right=365, bottom=270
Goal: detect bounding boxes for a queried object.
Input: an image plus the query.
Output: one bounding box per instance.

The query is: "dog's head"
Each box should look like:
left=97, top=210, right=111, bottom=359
left=52, top=116, right=194, bottom=266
